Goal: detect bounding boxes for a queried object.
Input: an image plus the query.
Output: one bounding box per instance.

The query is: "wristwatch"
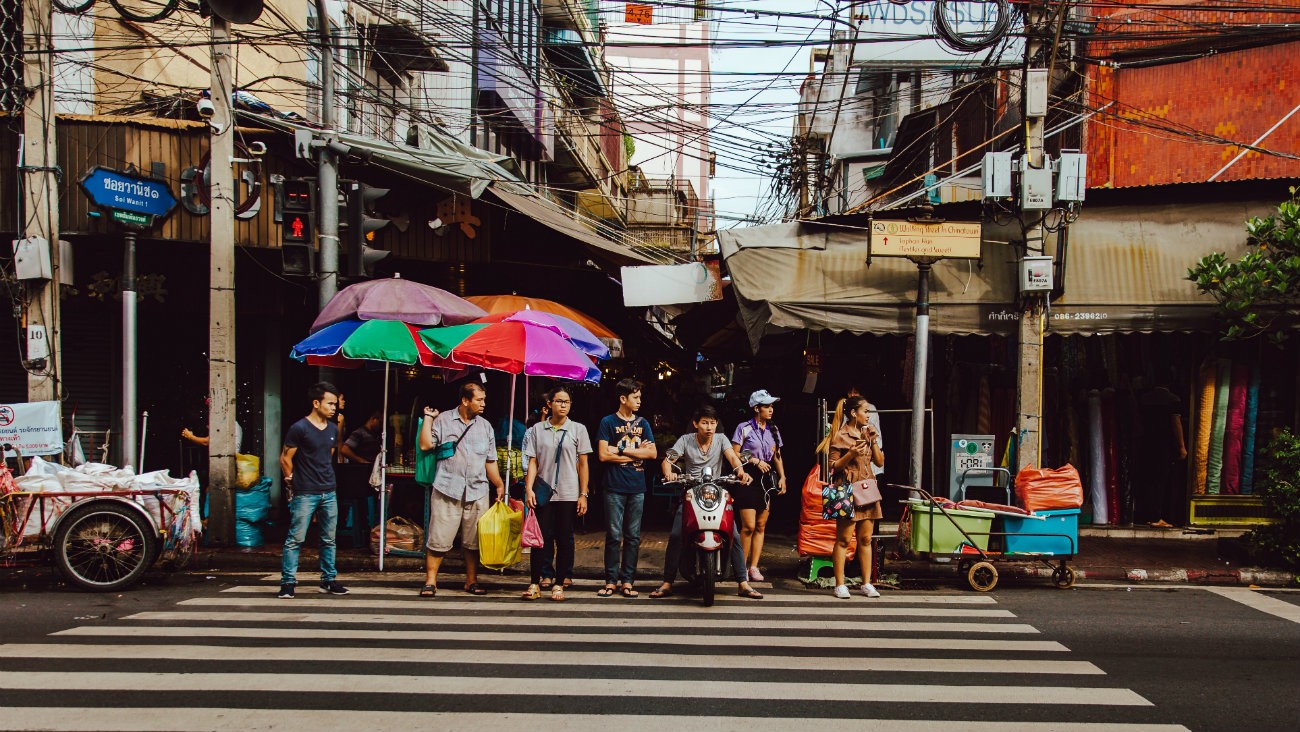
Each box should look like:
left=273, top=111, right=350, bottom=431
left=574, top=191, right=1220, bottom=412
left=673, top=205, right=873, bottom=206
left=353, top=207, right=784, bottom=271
left=617, top=445, right=625, bottom=456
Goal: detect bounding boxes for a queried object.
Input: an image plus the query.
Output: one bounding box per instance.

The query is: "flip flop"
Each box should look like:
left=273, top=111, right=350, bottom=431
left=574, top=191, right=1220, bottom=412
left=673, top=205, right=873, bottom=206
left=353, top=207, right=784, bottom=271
left=418, top=585, right=436, bottom=598
left=619, top=585, right=639, bottom=598
left=539, top=579, right=554, bottom=590
left=596, top=585, right=616, bottom=597
left=649, top=586, right=674, bottom=599
left=550, top=586, right=566, bottom=602
left=738, top=587, right=764, bottom=600
left=464, top=583, right=488, bottom=596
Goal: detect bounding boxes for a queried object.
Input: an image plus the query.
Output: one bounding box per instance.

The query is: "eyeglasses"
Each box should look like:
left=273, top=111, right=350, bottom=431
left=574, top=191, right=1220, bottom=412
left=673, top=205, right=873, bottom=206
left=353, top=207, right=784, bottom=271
left=551, top=399, right=572, bottom=405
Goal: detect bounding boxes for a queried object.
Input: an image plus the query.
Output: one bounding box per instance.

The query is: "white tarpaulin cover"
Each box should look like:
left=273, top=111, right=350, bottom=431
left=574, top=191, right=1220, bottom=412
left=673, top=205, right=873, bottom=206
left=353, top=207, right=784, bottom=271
left=718, top=201, right=1273, bottom=349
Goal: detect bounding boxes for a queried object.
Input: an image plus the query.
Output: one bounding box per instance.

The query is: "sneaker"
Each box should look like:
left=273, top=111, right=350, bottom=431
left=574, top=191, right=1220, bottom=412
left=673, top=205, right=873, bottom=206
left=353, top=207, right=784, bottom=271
left=277, top=583, right=295, bottom=599
left=861, top=583, right=882, bottom=598
left=833, top=584, right=851, bottom=599
left=319, top=581, right=350, bottom=595
left=748, top=566, right=766, bottom=582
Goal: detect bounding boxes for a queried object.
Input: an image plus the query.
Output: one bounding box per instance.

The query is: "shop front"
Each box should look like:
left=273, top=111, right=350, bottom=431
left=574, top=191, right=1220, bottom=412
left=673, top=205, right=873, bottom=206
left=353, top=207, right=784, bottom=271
left=717, top=191, right=1298, bottom=529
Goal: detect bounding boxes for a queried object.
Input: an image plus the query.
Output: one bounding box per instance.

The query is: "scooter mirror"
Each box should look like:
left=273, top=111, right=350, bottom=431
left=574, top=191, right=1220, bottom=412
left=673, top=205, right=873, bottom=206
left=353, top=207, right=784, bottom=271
left=664, top=449, right=681, bottom=464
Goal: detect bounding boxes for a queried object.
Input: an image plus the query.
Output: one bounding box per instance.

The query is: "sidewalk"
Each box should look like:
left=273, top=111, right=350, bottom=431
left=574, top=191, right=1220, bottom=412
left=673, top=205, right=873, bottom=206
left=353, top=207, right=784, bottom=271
left=195, top=528, right=1299, bottom=588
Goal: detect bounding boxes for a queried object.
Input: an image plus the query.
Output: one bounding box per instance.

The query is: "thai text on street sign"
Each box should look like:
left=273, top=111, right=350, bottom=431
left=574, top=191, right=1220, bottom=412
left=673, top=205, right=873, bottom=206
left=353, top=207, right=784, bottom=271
left=80, top=166, right=178, bottom=225
left=0, top=400, right=63, bottom=457
left=869, top=220, right=982, bottom=259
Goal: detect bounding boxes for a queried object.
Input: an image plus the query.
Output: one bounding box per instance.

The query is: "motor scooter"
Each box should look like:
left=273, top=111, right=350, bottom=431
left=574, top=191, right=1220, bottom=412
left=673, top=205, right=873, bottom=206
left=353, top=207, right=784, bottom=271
left=662, top=464, right=740, bottom=607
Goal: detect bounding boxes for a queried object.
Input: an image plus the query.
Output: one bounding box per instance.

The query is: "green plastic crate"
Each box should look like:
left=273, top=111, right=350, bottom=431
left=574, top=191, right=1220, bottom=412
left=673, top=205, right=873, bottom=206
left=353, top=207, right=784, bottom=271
left=908, top=501, right=994, bottom=554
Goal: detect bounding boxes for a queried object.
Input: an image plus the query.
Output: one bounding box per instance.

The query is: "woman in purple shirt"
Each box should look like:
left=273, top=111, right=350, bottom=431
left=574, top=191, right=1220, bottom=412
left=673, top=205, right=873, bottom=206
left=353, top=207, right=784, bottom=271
left=730, top=389, right=787, bottom=581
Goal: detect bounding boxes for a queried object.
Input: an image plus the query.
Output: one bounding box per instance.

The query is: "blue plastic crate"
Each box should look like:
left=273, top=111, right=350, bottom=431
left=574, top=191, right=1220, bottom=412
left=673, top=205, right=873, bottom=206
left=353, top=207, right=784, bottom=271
left=1002, top=508, right=1080, bottom=556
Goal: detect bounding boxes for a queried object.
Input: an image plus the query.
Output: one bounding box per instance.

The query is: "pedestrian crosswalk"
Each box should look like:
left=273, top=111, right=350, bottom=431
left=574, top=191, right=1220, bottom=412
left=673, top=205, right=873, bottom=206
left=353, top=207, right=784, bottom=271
left=0, top=576, right=1190, bottom=731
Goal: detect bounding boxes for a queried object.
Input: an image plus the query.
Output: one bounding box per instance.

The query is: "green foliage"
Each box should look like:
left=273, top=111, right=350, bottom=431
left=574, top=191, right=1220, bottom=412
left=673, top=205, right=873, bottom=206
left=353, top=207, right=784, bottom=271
left=623, top=133, right=636, bottom=164
left=1247, top=429, right=1300, bottom=570
left=1187, top=188, right=1300, bottom=343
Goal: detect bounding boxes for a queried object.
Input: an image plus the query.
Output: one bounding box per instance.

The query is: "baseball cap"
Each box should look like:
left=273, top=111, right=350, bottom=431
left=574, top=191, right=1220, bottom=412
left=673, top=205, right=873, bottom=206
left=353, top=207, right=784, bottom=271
left=748, top=389, right=780, bottom=408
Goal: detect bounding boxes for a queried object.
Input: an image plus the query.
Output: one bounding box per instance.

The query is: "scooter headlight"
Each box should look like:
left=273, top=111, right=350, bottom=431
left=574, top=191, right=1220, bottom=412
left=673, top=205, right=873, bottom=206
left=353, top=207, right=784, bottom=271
left=695, top=484, right=722, bottom=511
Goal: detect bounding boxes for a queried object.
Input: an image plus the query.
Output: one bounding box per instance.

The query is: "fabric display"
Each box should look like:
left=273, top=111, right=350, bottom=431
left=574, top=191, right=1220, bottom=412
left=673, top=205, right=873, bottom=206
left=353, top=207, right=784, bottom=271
left=1240, top=363, right=1261, bottom=494
left=1192, top=357, right=1263, bottom=497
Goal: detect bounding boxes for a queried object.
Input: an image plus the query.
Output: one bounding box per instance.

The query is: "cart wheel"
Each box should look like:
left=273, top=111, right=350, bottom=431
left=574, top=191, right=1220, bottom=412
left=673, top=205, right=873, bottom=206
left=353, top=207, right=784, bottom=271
left=1051, top=565, right=1077, bottom=589
left=966, top=561, right=998, bottom=592
left=53, top=503, right=157, bottom=591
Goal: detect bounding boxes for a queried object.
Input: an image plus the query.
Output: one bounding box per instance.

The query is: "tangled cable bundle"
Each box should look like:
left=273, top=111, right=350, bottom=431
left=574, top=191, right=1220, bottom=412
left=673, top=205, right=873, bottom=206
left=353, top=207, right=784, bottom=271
left=934, top=0, right=1014, bottom=53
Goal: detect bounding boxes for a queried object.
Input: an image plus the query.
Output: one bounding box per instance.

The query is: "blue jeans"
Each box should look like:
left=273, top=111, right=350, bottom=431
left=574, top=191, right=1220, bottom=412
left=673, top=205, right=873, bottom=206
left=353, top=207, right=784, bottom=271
left=603, top=491, right=645, bottom=584
left=280, top=491, right=338, bottom=585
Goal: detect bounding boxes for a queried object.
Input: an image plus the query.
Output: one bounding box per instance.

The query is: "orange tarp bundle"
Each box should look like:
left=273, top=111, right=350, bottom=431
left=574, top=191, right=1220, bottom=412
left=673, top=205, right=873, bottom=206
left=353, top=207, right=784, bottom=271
left=1014, top=464, right=1085, bottom=513
left=797, top=465, right=854, bottom=558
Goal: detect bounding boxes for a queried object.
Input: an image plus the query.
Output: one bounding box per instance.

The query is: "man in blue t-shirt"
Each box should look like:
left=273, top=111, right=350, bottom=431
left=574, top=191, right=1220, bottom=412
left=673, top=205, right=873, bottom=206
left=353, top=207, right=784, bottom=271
left=595, top=378, right=655, bottom=597
left=277, top=382, right=349, bottom=599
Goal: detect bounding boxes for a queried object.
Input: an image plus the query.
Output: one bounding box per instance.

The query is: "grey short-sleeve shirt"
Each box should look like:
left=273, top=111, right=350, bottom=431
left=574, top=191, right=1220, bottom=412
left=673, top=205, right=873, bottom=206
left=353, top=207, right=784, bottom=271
left=428, top=411, right=496, bottom=502
left=522, top=419, right=592, bottom=502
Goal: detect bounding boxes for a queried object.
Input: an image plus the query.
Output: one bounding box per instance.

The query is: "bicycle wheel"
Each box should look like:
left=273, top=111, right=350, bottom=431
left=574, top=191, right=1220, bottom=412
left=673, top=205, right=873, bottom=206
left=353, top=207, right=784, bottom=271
left=108, top=0, right=180, bottom=23
left=53, top=502, right=157, bottom=591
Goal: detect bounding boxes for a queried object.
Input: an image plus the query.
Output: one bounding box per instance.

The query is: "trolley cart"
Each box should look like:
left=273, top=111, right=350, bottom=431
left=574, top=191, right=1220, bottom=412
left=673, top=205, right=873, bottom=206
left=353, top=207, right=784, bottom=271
left=1, top=445, right=197, bottom=591
left=890, top=469, right=1079, bottom=592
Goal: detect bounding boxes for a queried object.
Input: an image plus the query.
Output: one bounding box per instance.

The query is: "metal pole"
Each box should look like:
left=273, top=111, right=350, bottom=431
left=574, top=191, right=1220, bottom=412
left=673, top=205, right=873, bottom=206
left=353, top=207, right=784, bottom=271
left=910, top=261, right=932, bottom=491
left=121, top=230, right=138, bottom=468
left=314, top=0, right=340, bottom=310
left=207, top=16, right=238, bottom=546
left=21, top=0, right=61, bottom=404
left=138, top=411, right=149, bottom=472
left=378, top=362, right=389, bottom=571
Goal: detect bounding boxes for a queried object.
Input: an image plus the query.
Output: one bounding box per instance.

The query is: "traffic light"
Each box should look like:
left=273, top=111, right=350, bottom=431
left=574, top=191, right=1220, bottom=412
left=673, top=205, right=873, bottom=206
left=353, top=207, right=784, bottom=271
left=279, top=177, right=315, bottom=276
left=342, top=181, right=393, bottom=279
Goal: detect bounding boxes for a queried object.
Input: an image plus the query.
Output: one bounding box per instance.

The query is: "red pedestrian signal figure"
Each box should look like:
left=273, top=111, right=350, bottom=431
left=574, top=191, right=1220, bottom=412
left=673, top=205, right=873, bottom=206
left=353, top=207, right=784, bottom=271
left=290, top=215, right=305, bottom=239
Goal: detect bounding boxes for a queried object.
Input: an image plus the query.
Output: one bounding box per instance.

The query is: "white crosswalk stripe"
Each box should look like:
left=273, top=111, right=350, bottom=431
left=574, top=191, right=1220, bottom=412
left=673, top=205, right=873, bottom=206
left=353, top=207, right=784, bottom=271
left=0, top=580, right=1190, bottom=731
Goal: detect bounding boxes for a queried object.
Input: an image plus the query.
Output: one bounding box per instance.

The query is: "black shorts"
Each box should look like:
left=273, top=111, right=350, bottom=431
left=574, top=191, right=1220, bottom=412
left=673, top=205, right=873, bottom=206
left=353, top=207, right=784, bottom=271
left=732, top=465, right=777, bottom=512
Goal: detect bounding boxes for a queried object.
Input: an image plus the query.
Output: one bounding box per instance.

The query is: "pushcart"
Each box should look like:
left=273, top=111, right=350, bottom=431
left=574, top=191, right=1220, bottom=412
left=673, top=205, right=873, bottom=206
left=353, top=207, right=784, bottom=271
left=892, top=467, right=1079, bottom=592
left=1, top=445, right=197, bottom=591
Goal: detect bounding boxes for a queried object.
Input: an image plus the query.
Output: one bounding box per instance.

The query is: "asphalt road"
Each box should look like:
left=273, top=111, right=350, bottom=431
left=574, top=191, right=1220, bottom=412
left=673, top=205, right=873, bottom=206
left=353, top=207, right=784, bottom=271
left=1, top=565, right=1297, bottom=731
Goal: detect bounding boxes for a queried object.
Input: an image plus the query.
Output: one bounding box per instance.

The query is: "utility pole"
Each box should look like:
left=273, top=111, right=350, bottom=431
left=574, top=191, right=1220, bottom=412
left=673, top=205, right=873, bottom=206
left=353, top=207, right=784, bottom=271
left=21, top=0, right=61, bottom=405
left=1015, top=3, right=1053, bottom=471
left=909, top=259, right=932, bottom=492
left=121, top=230, right=137, bottom=467
left=207, top=16, right=238, bottom=545
left=314, top=0, right=340, bottom=311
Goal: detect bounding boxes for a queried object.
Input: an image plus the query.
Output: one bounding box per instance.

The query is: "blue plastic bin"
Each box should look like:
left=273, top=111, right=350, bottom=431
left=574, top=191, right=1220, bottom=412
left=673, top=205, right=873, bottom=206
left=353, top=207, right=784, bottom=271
left=1001, top=508, right=1080, bottom=555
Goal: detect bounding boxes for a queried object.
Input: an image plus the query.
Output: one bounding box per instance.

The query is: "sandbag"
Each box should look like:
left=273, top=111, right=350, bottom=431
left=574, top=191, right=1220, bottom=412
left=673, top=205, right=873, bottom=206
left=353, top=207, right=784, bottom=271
left=477, top=500, right=522, bottom=570
left=236, top=453, right=261, bottom=489
left=371, top=515, right=424, bottom=555
left=1015, top=464, right=1085, bottom=513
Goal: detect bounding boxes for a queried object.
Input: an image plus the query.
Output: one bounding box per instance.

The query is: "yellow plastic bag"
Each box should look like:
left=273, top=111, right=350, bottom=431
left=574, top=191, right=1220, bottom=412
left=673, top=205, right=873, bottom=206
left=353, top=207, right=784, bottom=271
left=476, top=500, right=522, bottom=570
left=235, top=453, right=260, bottom=489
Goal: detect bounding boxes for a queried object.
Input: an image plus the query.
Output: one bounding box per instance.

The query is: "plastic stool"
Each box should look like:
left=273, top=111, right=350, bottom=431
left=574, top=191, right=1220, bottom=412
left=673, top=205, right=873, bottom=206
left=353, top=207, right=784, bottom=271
left=338, top=497, right=370, bottom=549
left=799, top=556, right=835, bottom=583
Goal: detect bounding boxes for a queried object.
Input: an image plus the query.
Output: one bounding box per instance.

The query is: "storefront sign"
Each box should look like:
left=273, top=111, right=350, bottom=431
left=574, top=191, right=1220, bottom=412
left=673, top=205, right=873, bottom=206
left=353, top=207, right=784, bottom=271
left=622, top=262, right=723, bottom=307
left=850, top=1, right=1024, bottom=67
left=870, top=220, right=982, bottom=259
left=0, top=400, right=64, bottom=457
left=80, top=167, right=177, bottom=222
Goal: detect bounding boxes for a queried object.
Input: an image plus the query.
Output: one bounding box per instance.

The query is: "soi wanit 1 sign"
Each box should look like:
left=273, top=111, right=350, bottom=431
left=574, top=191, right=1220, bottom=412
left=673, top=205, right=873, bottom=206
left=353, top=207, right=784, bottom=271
left=0, top=401, right=63, bottom=457
left=79, top=166, right=178, bottom=228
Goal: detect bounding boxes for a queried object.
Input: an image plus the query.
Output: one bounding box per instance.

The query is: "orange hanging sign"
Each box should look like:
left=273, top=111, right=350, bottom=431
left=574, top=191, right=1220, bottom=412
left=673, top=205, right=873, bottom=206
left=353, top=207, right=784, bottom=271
left=625, top=3, right=652, bottom=24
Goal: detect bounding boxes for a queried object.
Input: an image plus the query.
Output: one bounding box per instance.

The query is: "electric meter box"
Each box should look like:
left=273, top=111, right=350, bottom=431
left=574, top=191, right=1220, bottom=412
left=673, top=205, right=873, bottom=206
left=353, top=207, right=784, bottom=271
left=1020, top=156, right=1053, bottom=210
left=982, top=152, right=1013, bottom=198
left=13, top=236, right=52, bottom=280
left=950, top=435, right=997, bottom=499
left=1056, top=152, right=1087, bottom=202
left=1026, top=69, right=1049, bottom=118
left=1020, top=256, right=1054, bottom=292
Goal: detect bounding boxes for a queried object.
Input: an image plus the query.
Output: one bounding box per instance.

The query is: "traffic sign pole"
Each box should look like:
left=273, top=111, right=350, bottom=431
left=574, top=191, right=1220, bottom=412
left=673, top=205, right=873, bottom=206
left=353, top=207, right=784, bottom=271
left=121, top=230, right=138, bottom=468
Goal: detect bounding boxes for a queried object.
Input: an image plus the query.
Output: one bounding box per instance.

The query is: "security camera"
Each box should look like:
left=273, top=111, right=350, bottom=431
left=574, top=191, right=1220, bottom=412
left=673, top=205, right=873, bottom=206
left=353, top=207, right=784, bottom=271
left=196, top=97, right=215, bottom=119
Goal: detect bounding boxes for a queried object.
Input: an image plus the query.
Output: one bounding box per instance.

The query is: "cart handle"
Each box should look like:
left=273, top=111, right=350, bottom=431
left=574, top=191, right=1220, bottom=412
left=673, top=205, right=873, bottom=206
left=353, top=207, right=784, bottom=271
left=957, top=467, right=1012, bottom=504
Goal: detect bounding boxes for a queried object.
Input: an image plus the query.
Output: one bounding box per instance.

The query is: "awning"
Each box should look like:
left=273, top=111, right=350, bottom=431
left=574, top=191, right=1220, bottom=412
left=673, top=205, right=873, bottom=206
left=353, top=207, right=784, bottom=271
left=243, top=112, right=522, bottom=198
left=488, top=183, right=659, bottom=266
left=543, top=28, right=606, bottom=98
left=718, top=199, right=1279, bottom=349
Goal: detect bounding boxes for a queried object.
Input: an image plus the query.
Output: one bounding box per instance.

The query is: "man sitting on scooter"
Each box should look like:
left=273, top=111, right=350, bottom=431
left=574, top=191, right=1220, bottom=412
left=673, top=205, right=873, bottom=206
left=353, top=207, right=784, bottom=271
left=649, top=405, right=764, bottom=600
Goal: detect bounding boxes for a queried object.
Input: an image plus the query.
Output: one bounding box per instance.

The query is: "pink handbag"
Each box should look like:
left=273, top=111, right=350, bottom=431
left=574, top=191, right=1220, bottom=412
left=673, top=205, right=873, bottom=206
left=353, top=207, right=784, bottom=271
left=851, top=478, right=882, bottom=507
left=521, top=509, right=544, bottom=548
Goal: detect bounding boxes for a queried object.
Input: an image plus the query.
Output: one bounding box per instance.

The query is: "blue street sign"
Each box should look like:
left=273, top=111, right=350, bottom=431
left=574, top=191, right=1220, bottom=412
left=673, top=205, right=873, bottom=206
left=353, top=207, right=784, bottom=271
left=79, top=167, right=178, bottom=220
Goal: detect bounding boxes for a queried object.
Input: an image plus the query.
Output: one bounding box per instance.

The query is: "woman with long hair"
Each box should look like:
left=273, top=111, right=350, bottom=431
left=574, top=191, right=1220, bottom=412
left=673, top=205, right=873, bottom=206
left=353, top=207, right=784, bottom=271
left=817, top=396, right=885, bottom=599
left=730, top=389, right=786, bottom=581
left=521, top=386, right=592, bottom=601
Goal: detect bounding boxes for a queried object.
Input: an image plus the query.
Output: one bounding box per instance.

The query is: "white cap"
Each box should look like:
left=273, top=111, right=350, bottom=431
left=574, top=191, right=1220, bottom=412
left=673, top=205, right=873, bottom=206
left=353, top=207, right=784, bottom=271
left=748, top=389, right=780, bottom=408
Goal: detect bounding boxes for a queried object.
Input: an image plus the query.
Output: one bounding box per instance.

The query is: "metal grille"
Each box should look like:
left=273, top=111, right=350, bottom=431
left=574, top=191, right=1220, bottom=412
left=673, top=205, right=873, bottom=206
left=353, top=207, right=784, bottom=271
left=0, top=0, right=21, bottom=111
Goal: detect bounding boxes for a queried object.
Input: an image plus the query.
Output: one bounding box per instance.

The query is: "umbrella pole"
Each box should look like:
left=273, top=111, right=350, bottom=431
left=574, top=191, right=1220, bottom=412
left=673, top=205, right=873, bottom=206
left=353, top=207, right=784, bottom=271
left=507, top=373, right=517, bottom=485
left=378, top=362, right=390, bottom=572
